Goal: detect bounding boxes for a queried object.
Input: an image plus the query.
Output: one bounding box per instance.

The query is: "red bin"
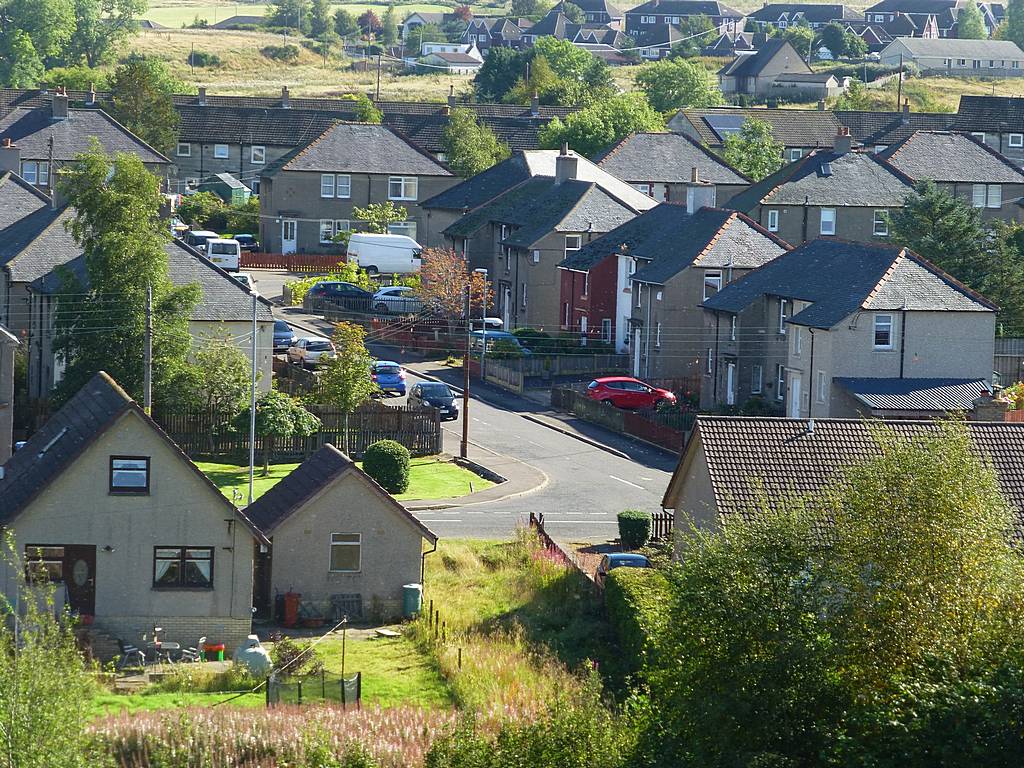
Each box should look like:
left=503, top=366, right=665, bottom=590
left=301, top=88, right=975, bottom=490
left=283, top=591, right=301, bottom=628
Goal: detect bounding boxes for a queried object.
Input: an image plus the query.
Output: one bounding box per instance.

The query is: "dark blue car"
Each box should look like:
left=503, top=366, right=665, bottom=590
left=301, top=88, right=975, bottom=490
left=595, top=553, right=651, bottom=587
left=273, top=319, right=296, bottom=353
left=371, top=361, right=407, bottom=396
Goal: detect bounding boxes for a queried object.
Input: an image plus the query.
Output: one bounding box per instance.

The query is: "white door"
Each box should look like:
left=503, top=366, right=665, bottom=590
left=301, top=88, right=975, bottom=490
left=580, top=316, right=588, bottom=346
left=502, top=286, right=511, bottom=329
left=281, top=219, right=297, bottom=254
left=726, top=362, right=736, bottom=406
left=788, top=374, right=802, bottom=418
left=633, top=327, right=641, bottom=377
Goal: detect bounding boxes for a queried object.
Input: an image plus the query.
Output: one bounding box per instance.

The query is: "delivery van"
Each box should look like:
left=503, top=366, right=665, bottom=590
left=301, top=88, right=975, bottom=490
left=346, top=233, right=422, bottom=275
left=206, top=238, right=241, bottom=272
left=184, top=229, right=219, bottom=249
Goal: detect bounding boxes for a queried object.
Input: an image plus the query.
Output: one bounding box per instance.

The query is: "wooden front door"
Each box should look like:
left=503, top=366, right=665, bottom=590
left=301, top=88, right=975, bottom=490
left=63, top=545, right=96, bottom=617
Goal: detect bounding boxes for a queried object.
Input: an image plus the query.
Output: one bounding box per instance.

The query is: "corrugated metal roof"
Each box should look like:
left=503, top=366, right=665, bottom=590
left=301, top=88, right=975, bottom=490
left=835, top=377, right=991, bottom=411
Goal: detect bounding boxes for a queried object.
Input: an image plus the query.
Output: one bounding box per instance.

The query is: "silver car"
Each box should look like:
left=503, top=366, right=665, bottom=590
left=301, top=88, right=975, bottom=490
left=372, top=285, right=423, bottom=315
left=287, top=337, right=336, bottom=368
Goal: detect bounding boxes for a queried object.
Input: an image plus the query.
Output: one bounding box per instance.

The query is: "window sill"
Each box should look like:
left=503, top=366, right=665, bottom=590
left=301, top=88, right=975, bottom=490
left=328, top=570, right=362, bottom=574
left=873, top=347, right=895, bottom=352
left=152, top=586, right=214, bottom=592
left=109, top=490, right=150, bottom=496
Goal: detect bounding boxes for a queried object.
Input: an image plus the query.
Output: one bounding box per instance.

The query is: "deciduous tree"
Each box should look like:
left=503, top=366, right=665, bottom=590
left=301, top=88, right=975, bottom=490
left=561, top=1, right=584, bottom=23
left=381, top=3, right=398, bottom=47
left=819, top=21, right=847, bottom=57
left=442, top=107, right=512, bottom=176
left=309, top=0, right=333, bottom=38
left=1006, top=0, right=1024, bottom=47
left=419, top=247, right=491, bottom=322
left=358, top=9, right=381, bottom=35
left=635, top=57, right=724, bottom=112
left=340, top=92, right=382, bottom=122
left=0, top=29, right=43, bottom=87
left=105, top=55, right=182, bottom=156
left=268, top=0, right=312, bottom=33
left=333, top=7, right=358, bottom=37
left=319, top=321, right=378, bottom=453
left=957, top=0, right=986, bottom=38
left=236, top=390, right=321, bottom=474
left=538, top=93, right=665, bottom=157
left=719, top=117, right=783, bottom=181
left=667, top=14, right=715, bottom=57
left=65, top=0, right=146, bottom=67
left=353, top=201, right=407, bottom=233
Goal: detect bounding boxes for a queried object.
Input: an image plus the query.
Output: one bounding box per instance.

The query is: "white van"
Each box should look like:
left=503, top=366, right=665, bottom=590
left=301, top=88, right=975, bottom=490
left=206, top=238, right=241, bottom=272
left=184, top=229, right=219, bottom=249
left=346, top=233, right=422, bottom=275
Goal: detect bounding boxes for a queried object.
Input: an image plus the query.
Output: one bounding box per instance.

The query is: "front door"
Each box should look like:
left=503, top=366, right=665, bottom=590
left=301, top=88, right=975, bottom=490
left=788, top=374, right=802, bottom=418
left=726, top=362, right=736, bottom=406
left=281, top=219, right=297, bottom=254
left=63, top=545, right=96, bottom=617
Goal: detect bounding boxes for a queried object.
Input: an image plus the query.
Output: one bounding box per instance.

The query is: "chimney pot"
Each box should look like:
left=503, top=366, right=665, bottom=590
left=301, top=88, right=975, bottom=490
left=447, top=85, right=456, bottom=107
left=902, top=97, right=910, bottom=113
left=531, top=90, right=540, bottom=116
left=690, top=166, right=700, bottom=183
left=51, top=91, right=69, bottom=121
left=817, top=99, right=825, bottom=111
left=198, top=86, right=207, bottom=106
left=555, top=148, right=578, bottom=183
left=281, top=86, right=290, bottom=108
left=87, top=83, right=96, bottom=105
left=833, top=126, right=852, bottom=154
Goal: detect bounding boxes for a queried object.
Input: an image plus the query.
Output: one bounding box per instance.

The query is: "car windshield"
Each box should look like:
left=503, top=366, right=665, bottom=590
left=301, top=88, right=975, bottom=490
left=307, top=341, right=332, bottom=352
left=420, top=383, right=451, bottom=397
left=210, top=243, right=237, bottom=255
left=375, top=364, right=401, bottom=375
left=274, top=320, right=291, bottom=332
left=234, top=275, right=250, bottom=286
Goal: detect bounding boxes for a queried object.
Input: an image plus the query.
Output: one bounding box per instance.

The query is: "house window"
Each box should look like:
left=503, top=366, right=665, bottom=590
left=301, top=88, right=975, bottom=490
left=972, top=132, right=986, bottom=142
left=944, top=58, right=952, bottom=67
left=874, top=14, right=884, bottom=21
left=251, top=145, right=266, bottom=164
left=213, top=144, right=229, bottom=159
left=874, top=313, right=894, bottom=349
left=636, top=282, right=643, bottom=307
left=388, top=176, right=418, bottom=201
left=632, top=182, right=653, bottom=195
left=705, top=347, right=713, bottom=375
left=153, top=547, right=213, bottom=589
left=656, top=322, right=662, bottom=348
left=563, top=302, right=570, bottom=325
left=329, top=533, right=361, bottom=572
left=109, top=456, right=150, bottom=494
left=726, top=362, right=736, bottom=405
left=565, top=234, right=582, bottom=253
left=601, top=318, right=612, bottom=342
left=335, top=219, right=350, bottom=235
left=778, top=298, right=789, bottom=334
left=521, top=281, right=528, bottom=306
left=703, top=270, right=722, bottom=301
left=973, top=183, right=986, bottom=207
left=730, top=315, right=737, bottom=341
left=20, top=161, right=48, bottom=186
left=767, top=209, right=779, bottom=232
left=820, top=208, right=836, bottom=235
left=24, top=546, right=64, bottom=583
left=656, top=290, right=662, bottom=301
left=873, top=209, right=889, bottom=236
left=775, top=363, right=785, bottom=400
left=958, top=58, right=967, bottom=66
left=176, top=142, right=191, bottom=157
left=987, top=184, right=1002, bottom=208
left=321, top=173, right=335, bottom=198
left=793, top=327, right=802, bottom=356
left=874, top=145, right=888, bottom=153
left=582, top=271, right=589, bottom=296
left=250, top=179, right=260, bottom=195
left=751, top=364, right=763, bottom=394
left=788, top=148, right=802, bottom=161
left=1010, top=133, right=1024, bottom=147
left=336, top=174, right=352, bottom=198
left=320, top=219, right=336, bottom=243
left=388, top=220, right=417, bottom=240
left=816, top=370, right=827, bottom=402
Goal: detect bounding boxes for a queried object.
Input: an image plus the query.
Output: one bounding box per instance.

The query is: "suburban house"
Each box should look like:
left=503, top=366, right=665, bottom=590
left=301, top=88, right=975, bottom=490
left=520, top=7, right=627, bottom=45
left=462, top=16, right=533, bottom=50
left=624, top=0, right=745, bottom=37
left=401, top=11, right=463, bottom=39
left=879, top=37, right=1024, bottom=74
left=0, top=323, right=16, bottom=463
left=0, top=371, right=266, bottom=653
left=836, top=107, right=957, bottom=152
left=594, top=131, right=750, bottom=204
left=842, top=20, right=898, bottom=52
left=258, top=122, right=457, bottom=253
left=565, top=0, right=624, bottom=25
left=670, top=106, right=843, bottom=162
left=244, top=444, right=437, bottom=622
left=419, top=51, right=484, bottom=74
left=718, top=40, right=822, bottom=97
left=0, top=169, right=54, bottom=333
left=703, top=31, right=758, bottom=56
left=952, top=95, right=1024, bottom=167
left=747, top=3, right=860, bottom=29
left=878, top=130, right=1024, bottom=221
left=863, top=0, right=1004, bottom=37
left=429, top=147, right=656, bottom=329
left=661, top=415, right=1024, bottom=531
left=701, top=239, right=996, bottom=418
left=724, top=131, right=916, bottom=244
left=634, top=23, right=689, bottom=59
left=0, top=90, right=170, bottom=193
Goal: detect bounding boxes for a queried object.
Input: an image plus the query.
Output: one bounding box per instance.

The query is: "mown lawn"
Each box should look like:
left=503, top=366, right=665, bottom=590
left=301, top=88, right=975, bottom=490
left=90, top=691, right=265, bottom=717
left=197, top=456, right=491, bottom=504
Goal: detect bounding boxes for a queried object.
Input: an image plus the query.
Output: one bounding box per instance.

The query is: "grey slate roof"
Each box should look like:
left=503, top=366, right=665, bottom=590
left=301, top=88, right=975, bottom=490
left=664, top=415, right=1024, bottom=525
left=0, top=171, right=50, bottom=230
left=501, top=179, right=641, bottom=248
left=748, top=3, right=859, bottom=23
left=0, top=208, right=77, bottom=283
left=627, top=0, right=743, bottom=17
left=720, top=39, right=806, bottom=77
left=703, top=239, right=995, bottom=327
left=243, top=443, right=438, bottom=541
left=835, top=110, right=957, bottom=145
left=0, top=371, right=267, bottom=543
left=887, top=37, right=1024, bottom=59
left=209, top=14, right=265, bottom=27
left=0, top=107, right=168, bottom=164
left=421, top=152, right=536, bottom=211
left=724, top=149, right=914, bottom=211
left=268, top=123, right=451, bottom=177
left=879, top=130, right=1024, bottom=184
left=675, top=107, right=843, bottom=148
left=835, top=377, right=991, bottom=411
left=593, top=132, right=750, bottom=185
left=954, top=95, right=1024, bottom=133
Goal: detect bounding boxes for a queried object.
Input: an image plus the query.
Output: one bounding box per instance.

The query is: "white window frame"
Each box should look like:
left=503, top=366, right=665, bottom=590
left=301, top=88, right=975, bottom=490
left=656, top=322, right=662, bottom=348
left=336, top=174, right=352, bottom=199
left=565, top=234, right=582, bottom=253
left=20, top=161, right=37, bottom=184
left=329, top=533, right=361, bottom=573
left=320, top=219, right=335, bottom=243
left=972, top=131, right=986, bottom=142
left=1009, top=133, right=1024, bottom=148
left=775, top=363, right=785, bottom=400
left=778, top=298, right=789, bottom=334
left=335, top=219, right=350, bottom=235
left=388, top=175, right=418, bottom=201
left=632, top=182, right=653, bottom=195
left=726, top=362, right=736, bottom=405
left=582, top=271, right=590, bottom=296
left=788, top=148, right=802, bottom=161
left=703, top=270, right=723, bottom=301
left=250, top=145, right=266, bottom=164
left=176, top=142, right=191, bottom=157
left=973, top=183, right=986, bottom=207
left=751, top=363, right=763, bottom=394
left=521, top=281, right=528, bottom=306
left=635, top=282, right=643, bottom=308
left=388, top=220, right=417, bottom=240
left=873, top=209, right=889, bottom=236
left=563, top=302, right=570, bottom=326
left=730, top=315, right=737, bottom=341
left=873, top=313, right=894, bottom=350
left=819, top=207, right=836, bottom=236
left=250, top=179, right=261, bottom=195
left=705, top=347, right=713, bottom=375
left=987, top=184, right=1002, bottom=209
left=816, top=370, right=827, bottom=402
left=213, top=143, right=229, bottom=159
left=767, top=209, right=779, bottom=232
left=601, top=318, right=612, bottom=342
left=321, top=173, right=336, bottom=198
left=793, top=327, right=802, bottom=356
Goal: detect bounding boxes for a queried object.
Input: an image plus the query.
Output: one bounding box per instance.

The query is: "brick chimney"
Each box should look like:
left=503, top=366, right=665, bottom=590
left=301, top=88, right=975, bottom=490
left=87, top=83, right=96, bottom=106
left=817, top=99, right=826, bottom=111
left=833, top=126, right=852, bottom=154
left=902, top=97, right=910, bottom=114
left=281, top=85, right=290, bottom=109
left=969, top=391, right=1009, bottom=421
left=448, top=84, right=456, bottom=108
left=52, top=87, right=69, bottom=120
left=0, top=138, right=20, bottom=175
left=198, top=86, right=207, bottom=106
left=555, top=143, right=578, bottom=184
left=530, top=90, right=540, bottom=117
left=685, top=167, right=716, bottom=213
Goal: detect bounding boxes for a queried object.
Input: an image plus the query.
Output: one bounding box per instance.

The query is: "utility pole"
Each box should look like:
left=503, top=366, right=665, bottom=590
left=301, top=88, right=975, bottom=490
left=191, top=41, right=195, bottom=76
left=144, top=285, right=153, bottom=414
left=460, top=285, right=471, bottom=459
left=248, top=290, right=258, bottom=506
left=376, top=54, right=382, bottom=100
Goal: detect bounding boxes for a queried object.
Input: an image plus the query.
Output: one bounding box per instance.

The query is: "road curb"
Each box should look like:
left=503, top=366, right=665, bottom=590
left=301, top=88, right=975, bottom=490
left=520, top=413, right=631, bottom=459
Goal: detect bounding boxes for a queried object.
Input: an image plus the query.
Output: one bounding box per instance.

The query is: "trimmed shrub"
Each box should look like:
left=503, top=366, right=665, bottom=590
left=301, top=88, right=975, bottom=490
left=605, top=567, right=671, bottom=674
left=260, top=44, right=300, bottom=62
left=617, top=509, right=652, bottom=549
left=188, top=50, right=222, bottom=67
left=363, top=439, right=410, bottom=493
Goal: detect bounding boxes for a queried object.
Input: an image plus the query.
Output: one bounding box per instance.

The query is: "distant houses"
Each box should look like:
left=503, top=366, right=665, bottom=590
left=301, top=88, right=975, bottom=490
left=879, top=37, right=1024, bottom=75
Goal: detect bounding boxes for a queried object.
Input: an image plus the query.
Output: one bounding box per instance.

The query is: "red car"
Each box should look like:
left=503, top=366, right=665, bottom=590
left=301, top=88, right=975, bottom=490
left=586, top=377, right=677, bottom=410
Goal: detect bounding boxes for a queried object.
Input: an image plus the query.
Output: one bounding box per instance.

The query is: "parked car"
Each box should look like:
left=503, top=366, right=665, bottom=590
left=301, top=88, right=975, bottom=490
left=586, top=377, right=676, bottom=410
left=595, top=553, right=651, bottom=587
left=287, top=337, right=337, bottom=368
left=232, top=272, right=258, bottom=294
left=371, top=361, right=407, bottom=396
left=233, top=234, right=259, bottom=253
left=469, top=330, right=532, bottom=355
left=347, top=233, right=422, bottom=275
left=303, top=281, right=373, bottom=313
left=273, top=319, right=297, bottom=353
left=408, top=381, right=459, bottom=421
left=373, top=285, right=423, bottom=315
left=184, top=229, right=219, bottom=249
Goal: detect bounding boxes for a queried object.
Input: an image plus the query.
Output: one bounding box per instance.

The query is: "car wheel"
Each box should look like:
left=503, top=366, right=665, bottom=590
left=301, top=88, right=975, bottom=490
left=364, top=265, right=378, bottom=275
left=601, top=399, right=615, bottom=407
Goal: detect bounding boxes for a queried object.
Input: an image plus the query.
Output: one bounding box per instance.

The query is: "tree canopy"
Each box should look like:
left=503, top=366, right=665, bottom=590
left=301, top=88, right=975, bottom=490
left=718, top=118, right=783, bottom=181
left=474, top=39, right=614, bottom=106
left=538, top=93, right=665, bottom=157
left=634, top=57, right=724, bottom=113
left=105, top=55, right=182, bottom=156
left=1007, top=0, right=1024, bottom=47
left=442, top=107, right=512, bottom=177
left=267, top=0, right=312, bottom=33
left=957, top=1, right=986, bottom=38
left=667, top=14, right=716, bottom=57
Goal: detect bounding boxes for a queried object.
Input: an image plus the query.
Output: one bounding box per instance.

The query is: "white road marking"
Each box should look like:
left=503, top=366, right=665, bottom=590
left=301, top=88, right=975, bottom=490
left=418, top=518, right=465, bottom=522
left=536, top=520, right=620, bottom=525
left=609, top=475, right=644, bottom=490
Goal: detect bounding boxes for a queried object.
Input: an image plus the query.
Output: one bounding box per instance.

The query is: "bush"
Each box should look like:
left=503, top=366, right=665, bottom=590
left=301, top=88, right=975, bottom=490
left=286, top=262, right=369, bottom=305
left=188, top=50, right=222, bottom=67
left=363, top=439, right=410, bottom=494
left=260, top=44, right=300, bottom=62
left=617, top=509, right=651, bottom=549
left=270, top=635, right=324, bottom=677
left=605, top=567, right=671, bottom=674
left=488, top=339, right=524, bottom=360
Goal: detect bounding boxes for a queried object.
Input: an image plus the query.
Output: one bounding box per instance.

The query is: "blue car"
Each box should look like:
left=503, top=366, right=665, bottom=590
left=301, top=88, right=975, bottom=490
left=595, top=553, right=651, bottom=587
left=273, top=319, right=296, bottom=353
left=371, top=361, right=407, bottom=396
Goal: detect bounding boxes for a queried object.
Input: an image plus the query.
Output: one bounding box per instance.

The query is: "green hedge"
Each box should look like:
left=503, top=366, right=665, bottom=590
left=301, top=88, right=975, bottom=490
left=617, top=509, right=651, bottom=549
left=363, top=439, right=410, bottom=493
left=605, top=567, right=671, bottom=675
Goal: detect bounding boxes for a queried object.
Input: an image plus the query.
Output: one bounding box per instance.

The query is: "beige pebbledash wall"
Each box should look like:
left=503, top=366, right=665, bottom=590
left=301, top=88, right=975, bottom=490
left=0, top=409, right=256, bottom=651
left=267, top=470, right=426, bottom=621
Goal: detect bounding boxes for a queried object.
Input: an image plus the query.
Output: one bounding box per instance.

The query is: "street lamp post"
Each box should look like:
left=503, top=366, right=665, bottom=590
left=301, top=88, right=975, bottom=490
left=248, top=290, right=258, bottom=506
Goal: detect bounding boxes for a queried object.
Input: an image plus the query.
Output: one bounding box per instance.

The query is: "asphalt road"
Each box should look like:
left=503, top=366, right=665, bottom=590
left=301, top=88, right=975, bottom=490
left=253, top=269, right=678, bottom=542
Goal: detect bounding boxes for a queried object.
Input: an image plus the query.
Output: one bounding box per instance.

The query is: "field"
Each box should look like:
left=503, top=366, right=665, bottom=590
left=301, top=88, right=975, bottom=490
left=144, top=0, right=463, bottom=28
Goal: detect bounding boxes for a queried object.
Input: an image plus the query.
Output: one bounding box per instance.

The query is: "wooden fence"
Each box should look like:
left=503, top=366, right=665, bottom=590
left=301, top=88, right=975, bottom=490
left=994, top=337, right=1024, bottom=386
left=240, top=253, right=344, bottom=272
left=651, top=510, right=674, bottom=541
left=152, top=401, right=441, bottom=461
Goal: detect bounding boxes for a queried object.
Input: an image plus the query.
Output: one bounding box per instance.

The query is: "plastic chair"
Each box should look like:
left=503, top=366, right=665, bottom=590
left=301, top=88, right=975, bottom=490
left=117, top=639, right=146, bottom=670
left=180, top=636, right=207, bottom=663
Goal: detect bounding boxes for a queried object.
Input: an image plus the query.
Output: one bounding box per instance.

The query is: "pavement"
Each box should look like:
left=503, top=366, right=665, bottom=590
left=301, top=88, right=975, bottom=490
left=251, top=269, right=680, bottom=542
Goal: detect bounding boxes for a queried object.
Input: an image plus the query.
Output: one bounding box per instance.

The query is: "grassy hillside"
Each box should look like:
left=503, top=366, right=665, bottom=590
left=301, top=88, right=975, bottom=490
left=145, top=1, right=466, bottom=28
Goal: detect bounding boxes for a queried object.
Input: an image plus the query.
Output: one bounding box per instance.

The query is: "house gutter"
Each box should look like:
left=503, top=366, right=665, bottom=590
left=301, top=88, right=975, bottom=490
left=808, top=328, right=815, bottom=416
left=420, top=539, right=437, bottom=584
left=899, top=309, right=907, bottom=378
left=801, top=195, right=809, bottom=243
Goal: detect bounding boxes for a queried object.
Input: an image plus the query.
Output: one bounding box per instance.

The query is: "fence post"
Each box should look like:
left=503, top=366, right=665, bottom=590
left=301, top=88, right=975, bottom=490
left=297, top=680, right=302, bottom=705
left=428, top=599, right=434, bottom=627
left=441, top=620, right=446, bottom=643
left=458, top=647, right=462, bottom=670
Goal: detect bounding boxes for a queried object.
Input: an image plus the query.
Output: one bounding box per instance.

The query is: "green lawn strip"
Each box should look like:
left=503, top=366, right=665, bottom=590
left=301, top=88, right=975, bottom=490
left=313, top=634, right=454, bottom=708
left=90, top=691, right=264, bottom=717
left=197, top=457, right=492, bottom=504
